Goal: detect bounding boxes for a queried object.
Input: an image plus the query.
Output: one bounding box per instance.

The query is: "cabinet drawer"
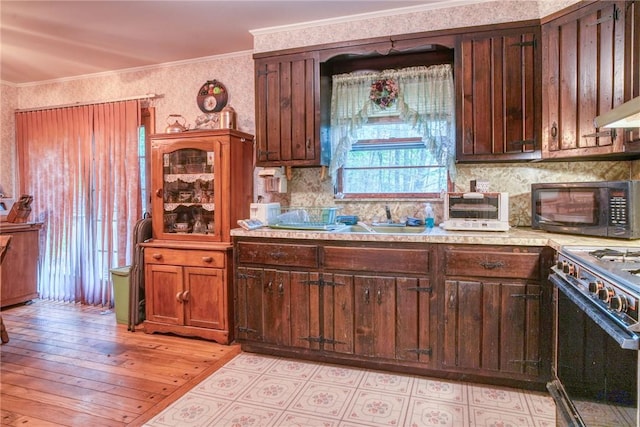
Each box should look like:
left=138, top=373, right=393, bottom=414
left=324, top=246, right=429, bottom=275
left=236, top=242, right=319, bottom=268
left=145, top=248, right=225, bottom=268
left=444, top=248, right=540, bottom=280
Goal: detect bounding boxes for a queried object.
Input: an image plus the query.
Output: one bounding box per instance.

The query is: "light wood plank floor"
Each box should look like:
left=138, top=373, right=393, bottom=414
left=0, top=299, right=241, bottom=426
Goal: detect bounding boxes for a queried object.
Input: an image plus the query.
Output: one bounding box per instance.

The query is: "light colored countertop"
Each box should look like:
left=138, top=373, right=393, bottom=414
left=231, top=226, right=640, bottom=250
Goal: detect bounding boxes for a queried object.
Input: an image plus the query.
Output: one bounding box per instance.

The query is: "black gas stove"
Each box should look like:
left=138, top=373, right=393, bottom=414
left=549, top=245, right=640, bottom=427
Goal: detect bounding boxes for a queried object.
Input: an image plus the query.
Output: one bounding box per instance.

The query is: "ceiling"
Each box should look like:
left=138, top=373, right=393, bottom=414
left=1, top=0, right=441, bottom=85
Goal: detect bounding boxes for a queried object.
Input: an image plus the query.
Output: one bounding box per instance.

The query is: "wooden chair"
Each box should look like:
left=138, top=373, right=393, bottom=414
left=0, top=235, right=12, bottom=343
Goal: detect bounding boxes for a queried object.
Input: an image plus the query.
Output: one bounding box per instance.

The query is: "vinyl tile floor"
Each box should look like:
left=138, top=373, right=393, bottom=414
left=144, top=352, right=556, bottom=427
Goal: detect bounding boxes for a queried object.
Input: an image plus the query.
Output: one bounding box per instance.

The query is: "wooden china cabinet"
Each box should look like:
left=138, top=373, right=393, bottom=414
left=141, top=129, right=253, bottom=344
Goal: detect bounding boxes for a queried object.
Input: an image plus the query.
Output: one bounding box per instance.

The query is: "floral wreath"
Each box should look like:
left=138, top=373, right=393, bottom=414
left=370, top=78, right=399, bottom=109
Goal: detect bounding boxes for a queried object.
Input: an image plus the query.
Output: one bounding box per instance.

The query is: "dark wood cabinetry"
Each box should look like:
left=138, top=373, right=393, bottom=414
left=456, top=26, right=541, bottom=162
left=234, top=237, right=549, bottom=388
left=441, top=245, right=553, bottom=384
left=541, top=1, right=636, bottom=159
left=255, top=52, right=320, bottom=167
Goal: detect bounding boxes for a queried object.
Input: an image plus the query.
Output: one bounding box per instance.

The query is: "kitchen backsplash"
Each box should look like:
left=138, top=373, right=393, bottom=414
left=281, top=160, right=636, bottom=228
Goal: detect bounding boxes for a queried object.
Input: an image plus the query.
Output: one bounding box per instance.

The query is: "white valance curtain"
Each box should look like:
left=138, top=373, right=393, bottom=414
left=329, top=64, right=456, bottom=185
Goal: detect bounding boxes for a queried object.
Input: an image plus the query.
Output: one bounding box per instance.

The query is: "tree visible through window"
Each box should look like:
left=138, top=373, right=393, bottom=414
left=329, top=65, right=455, bottom=199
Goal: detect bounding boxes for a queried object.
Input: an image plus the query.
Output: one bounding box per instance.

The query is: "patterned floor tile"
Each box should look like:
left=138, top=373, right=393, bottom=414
left=470, top=407, right=536, bottom=427
left=238, top=374, right=305, bottom=409
left=191, top=367, right=260, bottom=399
left=468, top=384, right=528, bottom=413
left=267, top=357, right=321, bottom=380
left=312, top=364, right=365, bottom=387
left=145, top=393, right=229, bottom=427
left=208, top=402, right=282, bottom=427
left=222, top=352, right=279, bottom=373
left=144, top=353, right=558, bottom=427
left=412, top=377, right=468, bottom=404
left=289, top=381, right=356, bottom=418
left=343, top=390, right=409, bottom=426
left=404, top=397, right=469, bottom=426
left=573, top=400, right=635, bottom=426
left=360, top=370, right=414, bottom=395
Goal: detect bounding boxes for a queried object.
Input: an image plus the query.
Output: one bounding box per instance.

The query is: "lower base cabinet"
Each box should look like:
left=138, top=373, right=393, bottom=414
left=234, top=237, right=552, bottom=390
left=142, top=243, right=233, bottom=344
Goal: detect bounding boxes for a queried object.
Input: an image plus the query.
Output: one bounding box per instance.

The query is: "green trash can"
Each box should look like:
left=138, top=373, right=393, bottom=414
left=111, top=266, right=131, bottom=325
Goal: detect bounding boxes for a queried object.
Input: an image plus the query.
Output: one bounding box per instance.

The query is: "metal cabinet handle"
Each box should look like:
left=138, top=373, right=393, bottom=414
left=480, top=261, right=505, bottom=270
left=269, top=251, right=285, bottom=260
left=377, top=289, right=382, bottom=305
left=551, top=122, right=558, bottom=139
left=278, top=282, right=284, bottom=296
left=266, top=281, right=273, bottom=293
left=364, top=287, right=370, bottom=304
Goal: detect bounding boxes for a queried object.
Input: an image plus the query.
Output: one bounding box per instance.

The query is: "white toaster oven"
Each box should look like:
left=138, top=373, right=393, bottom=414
left=440, top=192, right=510, bottom=231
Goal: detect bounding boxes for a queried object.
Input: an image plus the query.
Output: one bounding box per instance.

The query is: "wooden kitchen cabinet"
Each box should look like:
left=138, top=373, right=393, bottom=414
left=142, top=129, right=253, bottom=343
left=254, top=51, right=320, bottom=167
left=440, top=245, right=553, bottom=384
left=143, top=245, right=232, bottom=343
left=234, top=238, right=437, bottom=369
left=456, top=26, right=541, bottom=162
left=541, top=1, right=634, bottom=159
left=0, top=223, right=42, bottom=307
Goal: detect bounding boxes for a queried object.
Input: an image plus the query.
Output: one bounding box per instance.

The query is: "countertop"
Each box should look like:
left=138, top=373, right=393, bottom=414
left=230, top=226, right=640, bottom=250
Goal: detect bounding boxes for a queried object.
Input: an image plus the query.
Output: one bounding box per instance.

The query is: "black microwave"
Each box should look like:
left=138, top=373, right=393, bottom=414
left=531, top=180, right=640, bottom=239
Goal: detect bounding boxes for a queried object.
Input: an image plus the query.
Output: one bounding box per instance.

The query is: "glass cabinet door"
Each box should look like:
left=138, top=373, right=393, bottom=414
left=162, top=148, right=215, bottom=236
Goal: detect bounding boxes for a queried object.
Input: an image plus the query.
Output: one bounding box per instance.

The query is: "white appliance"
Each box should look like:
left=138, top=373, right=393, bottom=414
left=249, top=202, right=281, bottom=225
left=440, top=192, right=510, bottom=231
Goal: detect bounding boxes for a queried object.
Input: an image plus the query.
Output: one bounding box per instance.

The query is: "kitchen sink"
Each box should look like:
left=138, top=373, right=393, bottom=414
left=333, top=224, right=427, bottom=234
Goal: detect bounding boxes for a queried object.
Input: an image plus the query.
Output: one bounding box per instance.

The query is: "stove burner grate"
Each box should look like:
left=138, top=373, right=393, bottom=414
left=589, top=248, right=640, bottom=262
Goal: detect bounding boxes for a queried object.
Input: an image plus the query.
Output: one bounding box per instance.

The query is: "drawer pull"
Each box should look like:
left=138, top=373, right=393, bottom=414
left=269, top=251, right=286, bottom=260
left=152, top=253, right=163, bottom=260
left=201, top=256, right=213, bottom=263
left=480, top=261, right=505, bottom=270
left=364, top=287, right=370, bottom=304
left=266, top=281, right=273, bottom=294
left=182, top=290, right=190, bottom=301
left=176, top=292, right=183, bottom=302
left=377, top=288, right=382, bottom=305
left=278, top=282, right=284, bottom=296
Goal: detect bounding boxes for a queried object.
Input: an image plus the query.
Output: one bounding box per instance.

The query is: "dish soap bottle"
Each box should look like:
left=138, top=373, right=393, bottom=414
left=425, top=203, right=435, bottom=230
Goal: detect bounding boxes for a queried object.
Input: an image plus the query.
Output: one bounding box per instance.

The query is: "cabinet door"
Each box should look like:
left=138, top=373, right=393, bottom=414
left=0, top=229, right=40, bottom=307
left=322, top=273, right=354, bottom=354
left=354, top=275, right=396, bottom=359
left=442, top=279, right=543, bottom=378
left=145, top=264, right=184, bottom=326
left=457, top=28, right=540, bottom=161
left=255, top=52, right=320, bottom=167
left=396, top=278, right=435, bottom=366
left=184, top=267, right=226, bottom=330
left=262, top=269, right=291, bottom=346
left=542, top=1, right=627, bottom=158
left=236, top=267, right=264, bottom=341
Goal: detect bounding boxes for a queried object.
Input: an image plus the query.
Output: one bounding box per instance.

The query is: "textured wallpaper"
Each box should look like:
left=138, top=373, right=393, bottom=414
left=2, top=0, right=638, bottom=228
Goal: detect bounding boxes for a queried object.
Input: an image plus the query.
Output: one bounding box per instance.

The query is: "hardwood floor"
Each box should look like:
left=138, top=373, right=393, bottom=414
left=0, top=299, right=241, bottom=426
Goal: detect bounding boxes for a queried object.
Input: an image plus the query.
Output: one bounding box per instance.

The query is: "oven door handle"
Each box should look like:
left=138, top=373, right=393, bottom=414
left=550, top=273, right=640, bottom=350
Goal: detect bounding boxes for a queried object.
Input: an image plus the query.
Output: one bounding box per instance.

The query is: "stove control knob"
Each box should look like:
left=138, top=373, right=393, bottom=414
left=588, top=280, right=603, bottom=294
left=556, top=260, right=564, bottom=269
left=610, top=294, right=628, bottom=313
left=598, top=287, right=614, bottom=303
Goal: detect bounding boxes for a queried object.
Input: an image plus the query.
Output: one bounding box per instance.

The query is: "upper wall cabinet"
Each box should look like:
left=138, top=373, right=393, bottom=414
left=255, top=51, right=321, bottom=167
left=541, top=1, right=637, bottom=159
left=456, top=26, right=541, bottom=162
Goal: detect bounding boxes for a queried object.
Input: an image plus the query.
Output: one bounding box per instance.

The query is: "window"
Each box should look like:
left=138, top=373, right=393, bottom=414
left=337, top=112, right=448, bottom=198
left=329, top=65, right=456, bottom=199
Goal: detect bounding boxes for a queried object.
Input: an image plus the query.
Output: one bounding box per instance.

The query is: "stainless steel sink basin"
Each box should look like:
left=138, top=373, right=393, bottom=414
left=333, top=224, right=427, bottom=234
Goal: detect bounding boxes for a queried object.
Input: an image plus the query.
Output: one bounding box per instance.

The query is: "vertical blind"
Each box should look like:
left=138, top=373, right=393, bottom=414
left=15, top=100, right=141, bottom=305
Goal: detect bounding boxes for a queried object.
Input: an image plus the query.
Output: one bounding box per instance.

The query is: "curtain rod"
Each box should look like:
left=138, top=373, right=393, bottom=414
left=15, top=93, right=164, bottom=113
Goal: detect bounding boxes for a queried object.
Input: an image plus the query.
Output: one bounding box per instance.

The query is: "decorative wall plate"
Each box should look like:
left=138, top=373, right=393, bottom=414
left=196, top=80, right=228, bottom=113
